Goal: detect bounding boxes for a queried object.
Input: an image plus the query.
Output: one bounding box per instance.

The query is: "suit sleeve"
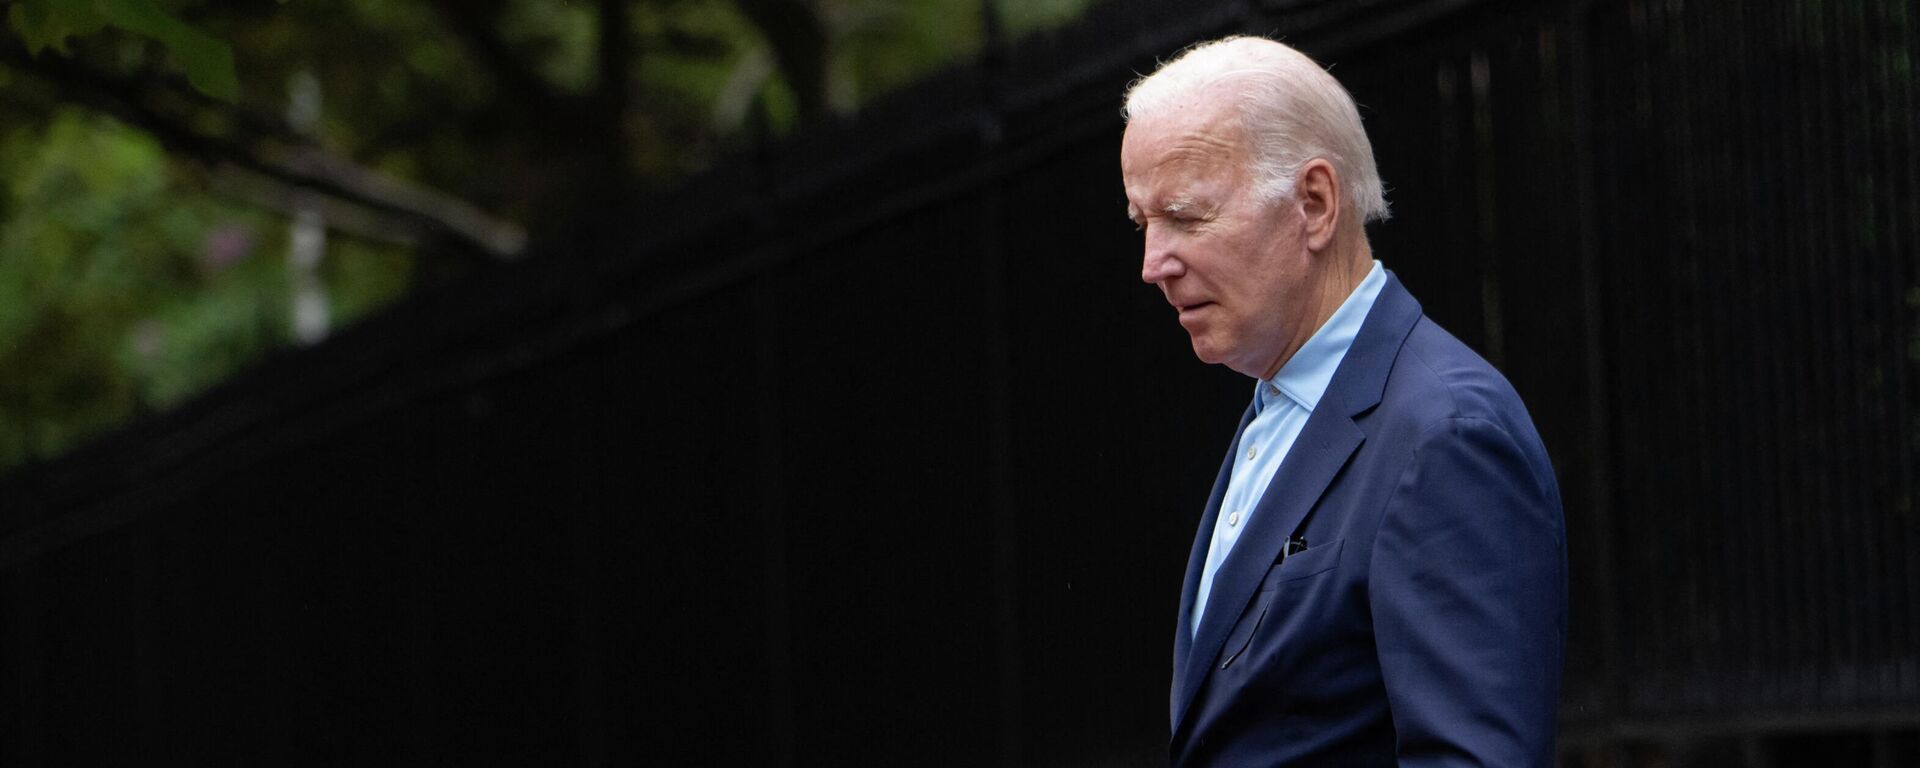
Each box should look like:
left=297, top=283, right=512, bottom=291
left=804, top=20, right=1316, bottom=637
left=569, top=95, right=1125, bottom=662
left=1369, top=416, right=1567, bottom=767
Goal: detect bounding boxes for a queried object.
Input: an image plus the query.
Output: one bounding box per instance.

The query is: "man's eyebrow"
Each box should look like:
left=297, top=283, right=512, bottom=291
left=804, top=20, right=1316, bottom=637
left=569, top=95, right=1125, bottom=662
left=1126, top=195, right=1199, bottom=222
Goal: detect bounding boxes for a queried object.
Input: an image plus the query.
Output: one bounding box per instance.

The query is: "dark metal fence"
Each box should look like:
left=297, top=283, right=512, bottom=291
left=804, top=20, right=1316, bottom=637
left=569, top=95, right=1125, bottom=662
left=3, top=0, right=1917, bottom=765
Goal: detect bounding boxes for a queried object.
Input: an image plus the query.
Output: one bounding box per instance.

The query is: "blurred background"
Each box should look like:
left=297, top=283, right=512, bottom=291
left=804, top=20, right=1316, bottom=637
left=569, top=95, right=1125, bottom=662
left=0, top=0, right=1915, bottom=765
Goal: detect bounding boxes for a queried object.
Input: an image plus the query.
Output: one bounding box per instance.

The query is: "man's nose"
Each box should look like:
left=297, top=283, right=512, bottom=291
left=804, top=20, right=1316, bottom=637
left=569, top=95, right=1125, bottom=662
left=1141, top=238, right=1186, bottom=284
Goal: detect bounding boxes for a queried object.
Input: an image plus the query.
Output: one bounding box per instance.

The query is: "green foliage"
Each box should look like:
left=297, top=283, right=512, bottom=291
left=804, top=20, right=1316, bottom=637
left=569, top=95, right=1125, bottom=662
left=0, top=0, right=1100, bottom=473
left=830, top=0, right=983, bottom=106
left=998, top=0, right=1096, bottom=38
left=500, top=0, right=597, bottom=94
left=0, top=109, right=410, bottom=469
left=7, top=0, right=239, bottom=100
left=634, top=1, right=772, bottom=173
left=323, top=236, right=411, bottom=328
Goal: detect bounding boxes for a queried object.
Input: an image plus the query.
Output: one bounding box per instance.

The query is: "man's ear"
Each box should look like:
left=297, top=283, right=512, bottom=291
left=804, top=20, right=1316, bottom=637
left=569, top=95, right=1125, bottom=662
left=1297, top=159, right=1342, bottom=252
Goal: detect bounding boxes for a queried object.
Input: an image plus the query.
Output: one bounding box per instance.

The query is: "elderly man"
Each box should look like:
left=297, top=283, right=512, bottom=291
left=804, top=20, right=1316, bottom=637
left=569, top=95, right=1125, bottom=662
left=1121, top=36, right=1567, bottom=766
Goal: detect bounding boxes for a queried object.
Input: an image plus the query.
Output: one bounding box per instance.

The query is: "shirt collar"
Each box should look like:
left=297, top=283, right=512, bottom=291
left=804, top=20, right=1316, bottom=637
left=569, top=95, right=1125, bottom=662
left=1255, top=261, right=1387, bottom=413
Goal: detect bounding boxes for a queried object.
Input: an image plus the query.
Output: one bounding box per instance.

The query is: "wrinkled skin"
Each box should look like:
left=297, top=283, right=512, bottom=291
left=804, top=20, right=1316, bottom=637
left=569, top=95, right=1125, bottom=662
left=1121, top=92, right=1365, bottom=380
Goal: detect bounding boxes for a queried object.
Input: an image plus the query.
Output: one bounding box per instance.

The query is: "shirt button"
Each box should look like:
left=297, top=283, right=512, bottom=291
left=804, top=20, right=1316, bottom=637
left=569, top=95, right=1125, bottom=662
left=1247, top=445, right=1258, bottom=460
left=1228, top=511, right=1241, bottom=526
left=1267, top=384, right=1281, bottom=396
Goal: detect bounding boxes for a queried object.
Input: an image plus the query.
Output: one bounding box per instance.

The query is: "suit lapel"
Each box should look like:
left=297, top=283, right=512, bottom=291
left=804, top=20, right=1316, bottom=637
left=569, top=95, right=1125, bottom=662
left=1167, top=271, right=1426, bottom=738
left=1170, top=398, right=1364, bottom=730
left=1171, top=403, right=1254, bottom=725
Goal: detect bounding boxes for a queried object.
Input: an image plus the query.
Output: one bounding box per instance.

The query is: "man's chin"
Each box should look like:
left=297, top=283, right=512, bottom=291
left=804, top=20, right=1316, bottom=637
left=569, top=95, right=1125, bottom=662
left=1188, top=337, right=1227, bottom=366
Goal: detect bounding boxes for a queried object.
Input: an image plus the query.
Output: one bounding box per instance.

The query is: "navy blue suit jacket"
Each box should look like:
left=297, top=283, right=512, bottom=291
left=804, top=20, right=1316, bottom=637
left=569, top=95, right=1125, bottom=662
left=1170, top=271, right=1566, bottom=766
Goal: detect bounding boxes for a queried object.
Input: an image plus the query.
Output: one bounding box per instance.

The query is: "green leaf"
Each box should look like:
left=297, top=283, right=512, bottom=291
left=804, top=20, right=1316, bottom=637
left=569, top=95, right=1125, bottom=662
left=6, top=0, right=239, bottom=101
left=7, top=0, right=110, bottom=55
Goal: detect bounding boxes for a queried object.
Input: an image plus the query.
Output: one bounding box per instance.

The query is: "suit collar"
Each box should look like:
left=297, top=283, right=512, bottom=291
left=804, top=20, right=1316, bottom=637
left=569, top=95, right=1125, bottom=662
left=1263, top=261, right=1387, bottom=413
left=1327, top=270, right=1422, bottom=418
left=1169, top=270, right=1423, bottom=739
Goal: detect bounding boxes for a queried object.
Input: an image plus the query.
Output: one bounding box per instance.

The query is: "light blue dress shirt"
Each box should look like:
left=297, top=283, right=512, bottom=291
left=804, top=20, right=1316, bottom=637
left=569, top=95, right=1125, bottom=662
left=1191, top=261, right=1386, bottom=635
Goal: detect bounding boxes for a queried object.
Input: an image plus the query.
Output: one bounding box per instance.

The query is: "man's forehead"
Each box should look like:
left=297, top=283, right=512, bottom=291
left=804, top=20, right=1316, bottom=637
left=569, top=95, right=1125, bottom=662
left=1130, top=89, right=1242, bottom=139
left=1124, top=122, right=1245, bottom=209
left=1125, top=101, right=1245, bottom=172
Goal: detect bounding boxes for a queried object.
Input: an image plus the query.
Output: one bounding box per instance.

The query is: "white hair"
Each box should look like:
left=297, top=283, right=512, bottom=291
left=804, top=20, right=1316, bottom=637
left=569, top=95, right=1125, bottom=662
left=1123, top=36, right=1390, bottom=224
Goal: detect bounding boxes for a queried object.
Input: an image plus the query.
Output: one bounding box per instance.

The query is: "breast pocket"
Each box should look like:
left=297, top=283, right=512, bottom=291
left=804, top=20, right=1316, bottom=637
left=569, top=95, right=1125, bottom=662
left=1257, top=537, right=1344, bottom=592
left=1222, top=539, right=1345, bottom=669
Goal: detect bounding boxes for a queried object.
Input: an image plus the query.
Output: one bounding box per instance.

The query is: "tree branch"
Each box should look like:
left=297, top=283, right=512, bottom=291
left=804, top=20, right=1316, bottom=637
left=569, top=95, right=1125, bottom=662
left=208, top=165, right=441, bottom=252
left=1, top=42, right=527, bottom=261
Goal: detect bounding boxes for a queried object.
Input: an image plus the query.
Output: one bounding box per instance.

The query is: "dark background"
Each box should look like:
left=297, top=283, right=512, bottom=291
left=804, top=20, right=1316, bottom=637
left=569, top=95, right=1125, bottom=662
left=4, top=0, right=1918, bottom=765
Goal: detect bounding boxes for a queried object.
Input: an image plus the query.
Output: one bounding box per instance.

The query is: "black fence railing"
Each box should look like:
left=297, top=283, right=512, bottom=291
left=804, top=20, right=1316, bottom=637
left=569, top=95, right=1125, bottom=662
left=3, top=0, right=1916, bottom=765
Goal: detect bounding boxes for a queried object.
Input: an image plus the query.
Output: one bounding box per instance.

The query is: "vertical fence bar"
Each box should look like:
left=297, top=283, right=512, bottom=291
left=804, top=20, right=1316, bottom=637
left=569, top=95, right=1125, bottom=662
left=752, top=274, right=796, bottom=767
left=1565, top=0, right=1624, bottom=730
left=977, top=7, right=1025, bottom=758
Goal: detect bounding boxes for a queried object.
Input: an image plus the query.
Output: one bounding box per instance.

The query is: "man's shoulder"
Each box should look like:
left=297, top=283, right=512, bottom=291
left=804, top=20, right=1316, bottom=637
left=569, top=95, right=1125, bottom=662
left=1361, top=313, right=1560, bottom=507
left=1375, top=315, right=1536, bottom=434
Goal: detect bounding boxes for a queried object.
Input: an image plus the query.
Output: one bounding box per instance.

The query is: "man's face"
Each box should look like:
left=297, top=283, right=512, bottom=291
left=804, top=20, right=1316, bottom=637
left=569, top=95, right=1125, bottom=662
left=1121, top=96, right=1311, bottom=380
